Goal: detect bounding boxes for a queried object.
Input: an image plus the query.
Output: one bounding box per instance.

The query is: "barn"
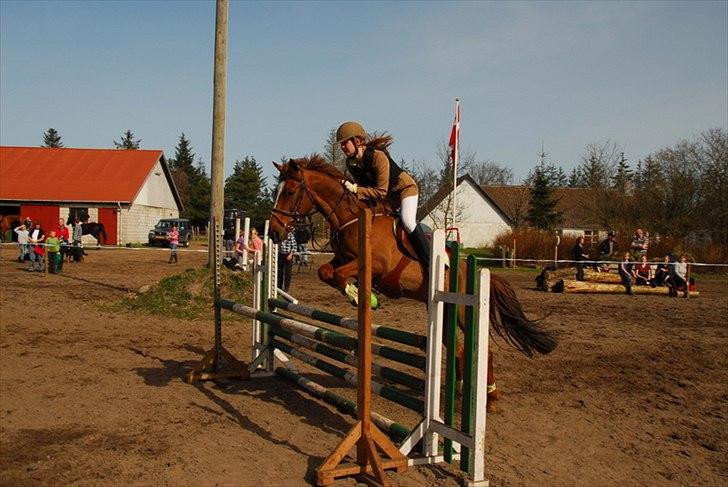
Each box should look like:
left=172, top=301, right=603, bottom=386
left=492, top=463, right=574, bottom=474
left=0, top=146, right=183, bottom=245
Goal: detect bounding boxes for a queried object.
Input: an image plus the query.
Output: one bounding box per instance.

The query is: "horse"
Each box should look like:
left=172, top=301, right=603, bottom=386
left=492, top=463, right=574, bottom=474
left=269, top=154, right=558, bottom=408
left=0, top=215, right=20, bottom=242
left=81, top=222, right=107, bottom=245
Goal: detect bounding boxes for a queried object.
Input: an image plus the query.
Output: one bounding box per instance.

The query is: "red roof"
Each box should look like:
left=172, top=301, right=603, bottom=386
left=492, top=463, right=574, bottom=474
left=0, top=146, right=168, bottom=203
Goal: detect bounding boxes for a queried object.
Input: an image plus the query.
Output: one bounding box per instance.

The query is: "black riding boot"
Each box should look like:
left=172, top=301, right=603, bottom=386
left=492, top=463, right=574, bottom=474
left=409, top=224, right=431, bottom=272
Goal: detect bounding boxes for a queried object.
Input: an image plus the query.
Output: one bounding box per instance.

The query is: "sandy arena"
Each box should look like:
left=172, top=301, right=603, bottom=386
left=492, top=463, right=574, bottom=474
left=1, top=244, right=726, bottom=486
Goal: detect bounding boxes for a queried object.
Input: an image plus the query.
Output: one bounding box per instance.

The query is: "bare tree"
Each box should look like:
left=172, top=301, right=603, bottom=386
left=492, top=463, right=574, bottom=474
left=576, top=140, right=622, bottom=188
left=470, top=160, right=514, bottom=186
left=323, top=127, right=346, bottom=172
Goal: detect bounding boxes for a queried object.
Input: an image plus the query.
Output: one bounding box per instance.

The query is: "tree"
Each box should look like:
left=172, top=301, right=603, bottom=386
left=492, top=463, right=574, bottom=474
left=524, top=146, right=567, bottom=187
left=168, top=133, right=210, bottom=227
left=114, top=130, right=141, bottom=149
left=42, top=128, right=63, bottom=148
left=225, top=156, right=271, bottom=228
left=611, top=152, right=633, bottom=193
left=323, top=128, right=346, bottom=172
left=527, top=164, right=563, bottom=230
left=575, top=140, right=622, bottom=188
left=470, top=160, right=514, bottom=186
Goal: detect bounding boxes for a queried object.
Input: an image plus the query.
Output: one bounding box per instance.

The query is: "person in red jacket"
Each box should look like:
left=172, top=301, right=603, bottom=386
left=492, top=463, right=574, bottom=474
left=56, top=218, right=70, bottom=271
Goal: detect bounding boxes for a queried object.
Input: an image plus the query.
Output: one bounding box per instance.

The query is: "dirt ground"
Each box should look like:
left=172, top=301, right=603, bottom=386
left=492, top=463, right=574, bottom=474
left=1, top=243, right=726, bottom=486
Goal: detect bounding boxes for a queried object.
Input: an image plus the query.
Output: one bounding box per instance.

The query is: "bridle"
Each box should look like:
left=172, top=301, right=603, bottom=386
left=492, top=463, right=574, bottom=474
left=271, top=168, right=348, bottom=233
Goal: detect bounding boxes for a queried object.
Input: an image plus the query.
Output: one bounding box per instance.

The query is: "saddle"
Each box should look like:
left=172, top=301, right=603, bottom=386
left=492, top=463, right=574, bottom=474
left=376, top=219, right=432, bottom=296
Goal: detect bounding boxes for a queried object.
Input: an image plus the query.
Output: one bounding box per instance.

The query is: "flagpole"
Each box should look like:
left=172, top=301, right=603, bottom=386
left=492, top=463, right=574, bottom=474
left=451, top=98, right=460, bottom=236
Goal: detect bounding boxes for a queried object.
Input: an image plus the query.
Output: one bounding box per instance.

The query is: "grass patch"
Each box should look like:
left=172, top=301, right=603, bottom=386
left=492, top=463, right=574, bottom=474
left=110, top=266, right=252, bottom=320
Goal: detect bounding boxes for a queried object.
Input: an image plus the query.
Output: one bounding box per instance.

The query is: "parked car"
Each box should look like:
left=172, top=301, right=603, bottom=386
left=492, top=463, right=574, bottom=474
left=148, top=218, right=192, bottom=247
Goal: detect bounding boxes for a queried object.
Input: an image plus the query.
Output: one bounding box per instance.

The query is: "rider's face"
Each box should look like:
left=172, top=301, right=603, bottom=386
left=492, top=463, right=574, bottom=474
left=340, top=139, right=357, bottom=158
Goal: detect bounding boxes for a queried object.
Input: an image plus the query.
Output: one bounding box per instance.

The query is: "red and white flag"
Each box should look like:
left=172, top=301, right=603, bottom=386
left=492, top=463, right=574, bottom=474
left=448, top=98, right=460, bottom=170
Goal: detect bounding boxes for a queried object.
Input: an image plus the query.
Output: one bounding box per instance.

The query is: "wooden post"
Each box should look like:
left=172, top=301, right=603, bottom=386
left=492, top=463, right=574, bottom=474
left=208, top=0, right=227, bottom=267
left=316, top=208, right=408, bottom=486
left=512, top=237, right=517, bottom=268
left=554, top=234, right=560, bottom=270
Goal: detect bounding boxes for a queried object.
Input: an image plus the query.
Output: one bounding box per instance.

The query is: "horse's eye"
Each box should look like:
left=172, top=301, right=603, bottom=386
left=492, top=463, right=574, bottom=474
left=285, top=189, right=294, bottom=196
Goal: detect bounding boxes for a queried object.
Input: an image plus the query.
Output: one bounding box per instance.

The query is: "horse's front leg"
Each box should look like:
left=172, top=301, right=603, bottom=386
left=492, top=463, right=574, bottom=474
left=317, top=258, right=337, bottom=288
left=332, top=259, right=360, bottom=292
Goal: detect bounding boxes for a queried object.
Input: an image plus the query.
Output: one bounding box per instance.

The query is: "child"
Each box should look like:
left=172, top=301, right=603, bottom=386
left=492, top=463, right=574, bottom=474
left=45, top=230, right=61, bottom=274
left=167, top=223, right=179, bottom=264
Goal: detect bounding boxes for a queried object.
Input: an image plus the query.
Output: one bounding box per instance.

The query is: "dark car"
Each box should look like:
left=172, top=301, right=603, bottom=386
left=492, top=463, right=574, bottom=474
left=148, top=218, right=192, bottom=247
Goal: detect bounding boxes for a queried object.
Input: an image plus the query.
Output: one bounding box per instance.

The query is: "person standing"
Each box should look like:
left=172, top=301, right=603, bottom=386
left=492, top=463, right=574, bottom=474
left=630, top=228, right=649, bottom=259
left=28, top=222, right=45, bottom=272
left=72, top=217, right=83, bottom=245
left=597, top=231, right=617, bottom=271
left=167, top=223, right=179, bottom=264
left=45, top=230, right=61, bottom=274
left=277, top=231, right=296, bottom=292
left=13, top=224, right=29, bottom=263
left=336, top=121, right=430, bottom=270
left=572, top=236, right=590, bottom=281
left=618, top=252, right=634, bottom=295
left=56, top=218, right=70, bottom=271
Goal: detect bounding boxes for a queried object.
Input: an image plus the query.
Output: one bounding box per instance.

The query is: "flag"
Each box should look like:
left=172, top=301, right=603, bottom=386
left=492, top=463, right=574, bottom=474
left=448, top=99, right=460, bottom=170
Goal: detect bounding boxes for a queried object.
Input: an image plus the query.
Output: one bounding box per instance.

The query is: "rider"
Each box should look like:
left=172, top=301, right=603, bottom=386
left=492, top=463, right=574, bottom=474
left=336, top=121, right=430, bottom=270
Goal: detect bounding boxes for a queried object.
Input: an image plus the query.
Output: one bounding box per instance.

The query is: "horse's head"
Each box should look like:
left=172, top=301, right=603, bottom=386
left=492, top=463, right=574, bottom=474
left=269, top=157, right=318, bottom=244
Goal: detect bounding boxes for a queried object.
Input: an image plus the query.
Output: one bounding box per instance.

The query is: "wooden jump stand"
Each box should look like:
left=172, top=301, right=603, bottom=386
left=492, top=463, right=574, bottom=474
left=186, top=218, right=249, bottom=383
left=316, top=209, right=409, bottom=485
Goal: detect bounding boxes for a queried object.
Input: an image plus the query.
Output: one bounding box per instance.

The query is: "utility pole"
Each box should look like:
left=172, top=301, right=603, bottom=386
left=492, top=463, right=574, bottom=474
left=209, top=0, right=228, bottom=266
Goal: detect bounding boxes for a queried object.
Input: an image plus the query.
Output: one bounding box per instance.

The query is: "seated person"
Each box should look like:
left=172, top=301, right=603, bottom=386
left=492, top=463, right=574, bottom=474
left=634, top=255, right=652, bottom=286
left=669, top=255, right=689, bottom=297
left=654, top=255, right=671, bottom=287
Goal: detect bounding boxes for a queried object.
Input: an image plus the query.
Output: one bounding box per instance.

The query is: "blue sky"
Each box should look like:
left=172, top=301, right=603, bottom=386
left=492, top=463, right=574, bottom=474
left=1, top=1, right=726, bottom=186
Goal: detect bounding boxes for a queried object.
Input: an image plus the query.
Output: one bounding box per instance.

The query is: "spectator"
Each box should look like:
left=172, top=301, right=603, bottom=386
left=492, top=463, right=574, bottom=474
left=630, top=228, right=649, bottom=259
left=56, top=218, right=70, bottom=271
left=654, top=255, right=671, bottom=287
left=167, top=223, right=179, bottom=264
left=72, top=217, right=83, bottom=245
left=618, top=252, right=634, bottom=295
left=634, top=255, right=652, bottom=286
left=294, top=227, right=311, bottom=269
left=669, top=255, right=689, bottom=298
left=572, top=236, right=590, bottom=281
left=13, top=224, right=29, bottom=263
left=45, top=230, right=61, bottom=274
left=28, top=222, right=45, bottom=272
left=244, top=228, right=263, bottom=256
left=22, top=216, right=33, bottom=232
left=596, top=231, right=617, bottom=272
left=224, top=223, right=236, bottom=257
left=277, top=231, right=297, bottom=292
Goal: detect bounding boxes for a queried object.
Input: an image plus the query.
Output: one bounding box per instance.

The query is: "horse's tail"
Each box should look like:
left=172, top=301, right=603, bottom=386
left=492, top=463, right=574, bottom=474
left=489, top=275, right=558, bottom=357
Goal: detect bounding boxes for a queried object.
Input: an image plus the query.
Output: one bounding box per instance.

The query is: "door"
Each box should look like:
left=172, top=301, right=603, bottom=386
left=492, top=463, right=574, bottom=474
left=97, top=208, right=118, bottom=245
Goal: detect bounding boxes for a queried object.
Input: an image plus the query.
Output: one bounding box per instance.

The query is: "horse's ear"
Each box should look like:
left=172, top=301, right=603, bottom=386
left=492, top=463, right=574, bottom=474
left=273, top=161, right=285, bottom=173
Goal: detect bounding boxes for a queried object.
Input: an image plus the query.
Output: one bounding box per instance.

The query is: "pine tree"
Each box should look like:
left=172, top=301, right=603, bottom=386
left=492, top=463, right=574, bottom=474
left=527, top=165, right=563, bottom=230
left=114, top=130, right=141, bottom=149
left=323, top=128, right=346, bottom=172
left=568, top=167, right=581, bottom=187
left=225, top=156, right=271, bottom=228
left=167, top=133, right=210, bottom=227
left=611, top=152, right=633, bottom=192
left=42, top=128, right=63, bottom=148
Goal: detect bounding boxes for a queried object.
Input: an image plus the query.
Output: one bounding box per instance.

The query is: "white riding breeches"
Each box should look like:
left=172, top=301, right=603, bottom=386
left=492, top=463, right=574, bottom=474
left=401, top=195, right=418, bottom=233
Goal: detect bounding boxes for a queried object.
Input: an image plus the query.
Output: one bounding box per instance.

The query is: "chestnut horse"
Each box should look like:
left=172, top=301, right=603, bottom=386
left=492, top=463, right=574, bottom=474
left=269, top=155, right=557, bottom=406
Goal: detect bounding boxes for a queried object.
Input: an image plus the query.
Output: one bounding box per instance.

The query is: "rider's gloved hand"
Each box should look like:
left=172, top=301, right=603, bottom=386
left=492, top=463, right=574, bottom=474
left=342, top=180, right=358, bottom=194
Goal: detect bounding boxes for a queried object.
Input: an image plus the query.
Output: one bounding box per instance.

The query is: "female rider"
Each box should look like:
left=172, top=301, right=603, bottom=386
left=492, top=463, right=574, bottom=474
left=336, top=121, right=430, bottom=269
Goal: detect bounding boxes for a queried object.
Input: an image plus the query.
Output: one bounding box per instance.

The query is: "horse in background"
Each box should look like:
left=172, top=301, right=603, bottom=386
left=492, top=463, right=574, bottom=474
left=269, top=155, right=558, bottom=408
left=81, top=222, right=107, bottom=245
left=0, top=215, right=20, bottom=242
